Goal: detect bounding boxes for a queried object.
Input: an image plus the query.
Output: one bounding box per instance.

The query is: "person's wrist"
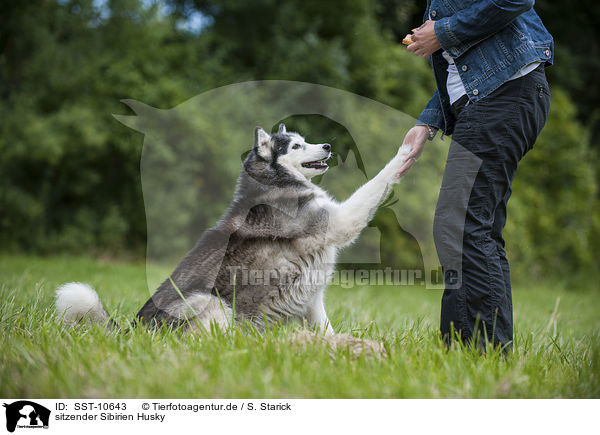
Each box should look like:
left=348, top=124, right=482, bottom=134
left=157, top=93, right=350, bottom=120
left=416, top=124, right=437, bottom=141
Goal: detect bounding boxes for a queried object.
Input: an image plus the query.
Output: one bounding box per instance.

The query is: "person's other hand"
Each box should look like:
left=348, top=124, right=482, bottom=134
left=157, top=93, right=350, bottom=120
left=396, top=125, right=429, bottom=178
left=407, top=20, right=441, bottom=58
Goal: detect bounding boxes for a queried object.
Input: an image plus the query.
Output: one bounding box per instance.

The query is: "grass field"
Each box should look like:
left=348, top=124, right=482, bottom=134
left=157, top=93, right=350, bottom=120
left=1, top=255, right=598, bottom=398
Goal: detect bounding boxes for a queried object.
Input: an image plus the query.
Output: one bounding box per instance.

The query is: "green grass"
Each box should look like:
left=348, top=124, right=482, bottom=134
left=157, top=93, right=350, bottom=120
left=1, top=255, right=598, bottom=398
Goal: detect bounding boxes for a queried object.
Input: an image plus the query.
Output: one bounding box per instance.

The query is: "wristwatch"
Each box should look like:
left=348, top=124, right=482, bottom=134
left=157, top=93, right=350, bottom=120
left=426, top=125, right=438, bottom=141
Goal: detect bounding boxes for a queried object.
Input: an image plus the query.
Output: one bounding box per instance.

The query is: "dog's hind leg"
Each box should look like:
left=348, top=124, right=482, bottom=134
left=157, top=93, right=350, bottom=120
left=164, top=293, right=233, bottom=333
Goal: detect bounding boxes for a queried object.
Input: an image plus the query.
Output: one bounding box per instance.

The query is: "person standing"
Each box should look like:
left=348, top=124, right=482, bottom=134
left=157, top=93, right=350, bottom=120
left=400, top=0, right=553, bottom=348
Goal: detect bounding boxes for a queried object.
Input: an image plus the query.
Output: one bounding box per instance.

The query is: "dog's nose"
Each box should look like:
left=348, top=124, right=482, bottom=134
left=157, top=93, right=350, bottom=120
left=322, top=143, right=331, bottom=151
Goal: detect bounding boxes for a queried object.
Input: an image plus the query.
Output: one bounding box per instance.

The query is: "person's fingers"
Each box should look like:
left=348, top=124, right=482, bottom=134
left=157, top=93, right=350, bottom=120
left=404, top=149, right=418, bottom=162
left=416, top=44, right=426, bottom=55
left=408, top=43, right=435, bottom=58
left=396, top=158, right=416, bottom=178
left=412, top=21, right=431, bottom=39
left=403, top=146, right=416, bottom=161
left=404, top=146, right=423, bottom=162
left=396, top=165, right=411, bottom=178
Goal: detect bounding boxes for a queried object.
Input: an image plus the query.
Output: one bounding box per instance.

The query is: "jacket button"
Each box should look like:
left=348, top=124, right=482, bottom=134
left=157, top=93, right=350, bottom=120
left=473, top=89, right=479, bottom=96
left=545, top=49, right=550, bottom=56
left=431, top=10, right=437, bottom=17
left=461, top=65, right=468, bottom=72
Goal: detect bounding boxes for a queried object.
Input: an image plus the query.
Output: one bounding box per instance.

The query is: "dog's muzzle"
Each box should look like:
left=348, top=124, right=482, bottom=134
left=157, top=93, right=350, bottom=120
left=301, top=150, right=331, bottom=169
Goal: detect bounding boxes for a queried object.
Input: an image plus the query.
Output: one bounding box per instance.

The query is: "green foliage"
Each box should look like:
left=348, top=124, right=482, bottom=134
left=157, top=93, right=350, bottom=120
left=533, top=0, right=600, bottom=142
left=0, top=0, right=598, bottom=283
left=507, top=88, right=600, bottom=280
left=0, top=0, right=218, bottom=255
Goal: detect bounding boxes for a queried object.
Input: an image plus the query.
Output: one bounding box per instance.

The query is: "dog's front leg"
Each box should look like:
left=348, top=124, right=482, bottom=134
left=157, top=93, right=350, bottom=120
left=305, top=289, right=334, bottom=335
left=325, top=144, right=412, bottom=247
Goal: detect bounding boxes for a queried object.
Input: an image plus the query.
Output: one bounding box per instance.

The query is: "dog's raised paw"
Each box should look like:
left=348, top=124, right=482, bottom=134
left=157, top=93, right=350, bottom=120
left=388, top=144, right=414, bottom=181
left=396, top=144, right=412, bottom=162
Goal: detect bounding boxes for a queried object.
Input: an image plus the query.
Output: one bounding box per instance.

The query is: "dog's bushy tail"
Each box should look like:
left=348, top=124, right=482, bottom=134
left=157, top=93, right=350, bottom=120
left=55, top=282, right=112, bottom=326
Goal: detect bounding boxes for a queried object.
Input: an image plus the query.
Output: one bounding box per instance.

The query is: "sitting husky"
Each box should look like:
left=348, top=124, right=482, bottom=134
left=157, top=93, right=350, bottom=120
left=56, top=124, right=412, bottom=334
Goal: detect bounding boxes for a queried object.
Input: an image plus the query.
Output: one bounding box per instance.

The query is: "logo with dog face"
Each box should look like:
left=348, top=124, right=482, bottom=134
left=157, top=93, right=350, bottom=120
left=2, top=401, right=50, bottom=432
left=115, top=80, right=481, bottom=292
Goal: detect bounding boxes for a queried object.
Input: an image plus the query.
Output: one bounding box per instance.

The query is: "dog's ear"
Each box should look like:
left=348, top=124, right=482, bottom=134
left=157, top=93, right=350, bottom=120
left=254, top=127, right=271, bottom=148
left=278, top=123, right=287, bottom=134
left=254, top=127, right=272, bottom=159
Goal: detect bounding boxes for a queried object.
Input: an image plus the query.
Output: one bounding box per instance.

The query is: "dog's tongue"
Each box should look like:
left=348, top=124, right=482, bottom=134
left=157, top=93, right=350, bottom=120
left=303, top=160, right=327, bottom=168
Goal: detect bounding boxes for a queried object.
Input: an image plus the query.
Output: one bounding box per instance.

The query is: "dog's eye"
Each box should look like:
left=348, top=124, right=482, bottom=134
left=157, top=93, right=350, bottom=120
left=292, top=144, right=301, bottom=149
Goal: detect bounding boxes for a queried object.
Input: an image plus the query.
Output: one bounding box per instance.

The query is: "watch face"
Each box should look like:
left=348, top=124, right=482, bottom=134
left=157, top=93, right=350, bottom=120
left=428, top=127, right=436, bottom=140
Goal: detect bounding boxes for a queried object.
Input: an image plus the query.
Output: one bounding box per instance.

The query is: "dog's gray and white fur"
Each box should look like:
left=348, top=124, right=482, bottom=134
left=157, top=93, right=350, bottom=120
left=56, top=124, right=411, bottom=335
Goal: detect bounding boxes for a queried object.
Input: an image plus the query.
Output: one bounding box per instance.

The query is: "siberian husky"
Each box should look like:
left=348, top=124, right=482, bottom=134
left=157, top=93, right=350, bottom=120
left=56, top=124, right=412, bottom=335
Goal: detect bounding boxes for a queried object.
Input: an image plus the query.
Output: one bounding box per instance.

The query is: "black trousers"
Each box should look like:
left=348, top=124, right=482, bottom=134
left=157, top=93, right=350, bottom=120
left=434, top=65, right=551, bottom=347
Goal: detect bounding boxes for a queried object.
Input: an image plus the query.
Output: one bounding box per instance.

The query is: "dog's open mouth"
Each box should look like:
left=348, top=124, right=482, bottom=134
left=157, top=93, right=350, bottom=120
left=301, top=158, right=329, bottom=169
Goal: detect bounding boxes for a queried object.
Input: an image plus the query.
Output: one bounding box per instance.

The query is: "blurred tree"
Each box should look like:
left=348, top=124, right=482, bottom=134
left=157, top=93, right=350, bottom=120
left=533, top=0, right=600, bottom=146
left=168, top=0, right=435, bottom=114
left=0, top=0, right=216, bottom=254
left=506, top=89, right=599, bottom=281
left=0, top=0, right=597, bottom=284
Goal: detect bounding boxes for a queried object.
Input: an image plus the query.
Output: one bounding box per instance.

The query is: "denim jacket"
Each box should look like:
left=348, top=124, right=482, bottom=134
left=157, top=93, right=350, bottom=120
left=417, top=0, right=553, bottom=135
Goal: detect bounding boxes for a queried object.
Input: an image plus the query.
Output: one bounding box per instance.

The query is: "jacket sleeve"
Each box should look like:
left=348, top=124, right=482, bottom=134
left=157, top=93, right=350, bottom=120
left=416, top=89, right=445, bottom=131
left=434, top=0, right=534, bottom=58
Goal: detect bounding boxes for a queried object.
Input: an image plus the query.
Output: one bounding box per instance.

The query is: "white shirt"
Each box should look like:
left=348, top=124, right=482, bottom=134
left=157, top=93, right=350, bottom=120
left=442, top=50, right=541, bottom=105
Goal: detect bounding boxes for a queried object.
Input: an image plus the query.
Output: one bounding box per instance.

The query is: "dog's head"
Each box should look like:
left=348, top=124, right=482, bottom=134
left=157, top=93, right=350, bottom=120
left=250, top=124, right=332, bottom=181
